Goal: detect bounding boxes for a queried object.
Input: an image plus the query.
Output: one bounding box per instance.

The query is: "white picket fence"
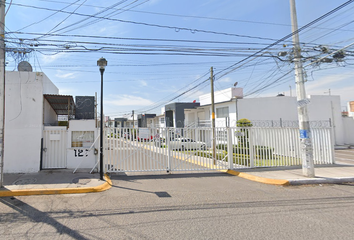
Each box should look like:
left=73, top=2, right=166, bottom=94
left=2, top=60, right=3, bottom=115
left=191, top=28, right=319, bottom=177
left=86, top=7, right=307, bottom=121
left=103, top=126, right=334, bottom=173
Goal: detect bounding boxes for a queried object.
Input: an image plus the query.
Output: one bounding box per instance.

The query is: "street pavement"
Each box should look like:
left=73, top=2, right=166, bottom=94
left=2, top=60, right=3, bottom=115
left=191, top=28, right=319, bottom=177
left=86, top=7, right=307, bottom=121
left=2, top=170, right=354, bottom=239
left=0, top=148, right=353, bottom=197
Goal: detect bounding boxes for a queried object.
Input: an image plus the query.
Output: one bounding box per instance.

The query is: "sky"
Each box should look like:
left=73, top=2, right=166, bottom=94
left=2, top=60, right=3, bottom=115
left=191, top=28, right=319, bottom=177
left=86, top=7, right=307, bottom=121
left=4, top=0, right=354, bottom=118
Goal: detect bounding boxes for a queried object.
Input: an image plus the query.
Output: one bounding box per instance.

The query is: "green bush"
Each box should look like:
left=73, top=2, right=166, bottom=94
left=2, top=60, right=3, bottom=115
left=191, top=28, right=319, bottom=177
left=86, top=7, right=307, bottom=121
left=236, top=118, right=253, bottom=127
left=216, top=144, right=228, bottom=151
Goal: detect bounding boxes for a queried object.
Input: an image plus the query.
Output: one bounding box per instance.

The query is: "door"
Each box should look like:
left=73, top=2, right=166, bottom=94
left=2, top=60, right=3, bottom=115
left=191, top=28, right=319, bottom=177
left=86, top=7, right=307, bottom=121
left=42, top=126, right=67, bottom=169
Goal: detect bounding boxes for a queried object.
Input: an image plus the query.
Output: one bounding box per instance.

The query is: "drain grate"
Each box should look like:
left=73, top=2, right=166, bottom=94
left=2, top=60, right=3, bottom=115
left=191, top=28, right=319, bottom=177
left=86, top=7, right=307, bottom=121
left=155, top=191, right=171, bottom=198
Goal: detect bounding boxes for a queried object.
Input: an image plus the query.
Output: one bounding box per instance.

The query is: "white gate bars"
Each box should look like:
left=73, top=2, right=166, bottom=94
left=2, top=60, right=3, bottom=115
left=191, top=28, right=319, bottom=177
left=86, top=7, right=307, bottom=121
left=42, top=126, right=67, bottom=169
left=104, top=127, right=230, bottom=173
left=103, top=126, right=334, bottom=173
left=231, top=127, right=334, bottom=168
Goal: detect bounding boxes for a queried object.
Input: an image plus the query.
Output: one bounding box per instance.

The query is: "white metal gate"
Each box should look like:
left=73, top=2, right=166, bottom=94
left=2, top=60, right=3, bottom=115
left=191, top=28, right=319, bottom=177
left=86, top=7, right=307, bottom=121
left=104, top=126, right=334, bottom=173
left=104, top=127, right=229, bottom=173
left=42, top=126, right=67, bottom=169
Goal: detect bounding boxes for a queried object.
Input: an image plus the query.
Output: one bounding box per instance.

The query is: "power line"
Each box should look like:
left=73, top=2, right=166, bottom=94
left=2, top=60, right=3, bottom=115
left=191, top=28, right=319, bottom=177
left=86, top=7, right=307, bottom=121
left=11, top=2, right=288, bottom=41
left=214, top=0, right=354, bottom=81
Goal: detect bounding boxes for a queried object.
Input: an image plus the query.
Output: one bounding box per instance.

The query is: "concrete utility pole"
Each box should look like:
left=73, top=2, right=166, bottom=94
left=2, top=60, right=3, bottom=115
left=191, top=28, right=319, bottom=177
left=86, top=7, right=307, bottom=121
left=210, top=67, right=216, bottom=165
left=290, top=0, right=315, bottom=177
left=132, top=110, right=134, bottom=128
left=0, top=0, right=5, bottom=188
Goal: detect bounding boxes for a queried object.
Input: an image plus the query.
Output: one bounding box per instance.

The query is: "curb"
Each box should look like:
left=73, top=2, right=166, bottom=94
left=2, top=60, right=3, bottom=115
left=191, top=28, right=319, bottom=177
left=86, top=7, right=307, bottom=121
left=288, top=177, right=354, bottom=185
left=0, top=174, right=112, bottom=197
left=225, top=169, right=290, bottom=186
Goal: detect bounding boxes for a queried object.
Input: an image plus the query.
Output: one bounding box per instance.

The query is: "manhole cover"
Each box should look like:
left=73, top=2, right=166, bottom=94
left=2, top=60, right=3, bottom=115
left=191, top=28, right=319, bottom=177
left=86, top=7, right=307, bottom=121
left=72, top=177, right=91, bottom=185
left=13, top=178, right=37, bottom=185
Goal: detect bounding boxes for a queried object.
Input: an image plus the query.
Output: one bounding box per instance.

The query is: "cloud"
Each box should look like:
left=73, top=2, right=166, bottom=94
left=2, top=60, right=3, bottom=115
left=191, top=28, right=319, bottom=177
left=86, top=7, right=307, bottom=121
left=59, top=87, right=76, bottom=95
left=55, top=71, right=76, bottom=79
left=306, top=73, right=349, bottom=92
left=140, top=80, right=148, bottom=86
left=106, top=94, right=154, bottom=106
left=218, top=77, right=232, bottom=83
left=42, top=53, right=63, bottom=64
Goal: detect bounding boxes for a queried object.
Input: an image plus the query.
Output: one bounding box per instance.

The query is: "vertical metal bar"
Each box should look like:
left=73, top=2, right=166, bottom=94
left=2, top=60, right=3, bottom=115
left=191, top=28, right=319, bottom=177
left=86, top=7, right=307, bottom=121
left=227, top=127, right=233, bottom=169
left=249, top=128, right=254, bottom=168
left=167, top=128, right=171, bottom=173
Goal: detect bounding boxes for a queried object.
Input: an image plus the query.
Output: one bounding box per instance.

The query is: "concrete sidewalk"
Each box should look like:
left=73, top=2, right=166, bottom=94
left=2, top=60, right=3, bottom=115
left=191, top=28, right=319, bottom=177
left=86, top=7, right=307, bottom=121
left=229, top=164, right=354, bottom=185
left=0, top=170, right=111, bottom=197
left=1, top=164, right=354, bottom=197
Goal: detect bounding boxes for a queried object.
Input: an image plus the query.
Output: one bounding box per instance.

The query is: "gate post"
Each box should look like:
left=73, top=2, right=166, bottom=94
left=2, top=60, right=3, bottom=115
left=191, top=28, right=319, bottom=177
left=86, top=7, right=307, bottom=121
left=166, top=128, right=171, bottom=173
left=227, top=127, right=233, bottom=169
left=249, top=128, right=254, bottom=168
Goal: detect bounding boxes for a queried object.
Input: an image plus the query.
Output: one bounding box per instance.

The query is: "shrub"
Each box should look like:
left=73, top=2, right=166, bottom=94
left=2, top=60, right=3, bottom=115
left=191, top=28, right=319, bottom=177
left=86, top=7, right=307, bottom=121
left=216, top=144, right=228, bottom=151
left=236, top=118, right=253, bottom=127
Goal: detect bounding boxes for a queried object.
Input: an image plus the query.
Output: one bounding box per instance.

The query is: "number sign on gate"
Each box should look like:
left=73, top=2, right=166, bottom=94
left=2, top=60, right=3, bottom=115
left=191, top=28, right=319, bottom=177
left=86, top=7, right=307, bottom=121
left=74, top=149, right=89, bottom=157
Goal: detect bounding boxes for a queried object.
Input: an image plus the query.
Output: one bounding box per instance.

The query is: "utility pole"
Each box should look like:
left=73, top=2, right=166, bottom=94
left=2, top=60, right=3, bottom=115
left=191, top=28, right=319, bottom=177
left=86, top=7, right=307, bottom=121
left=290, top=0, right=315, bottom=177
left=210, top=67, right=216, bottom=165
left=132, top=110, right=135, bottom=140
left=0, top=0, right=5, bottom=188
left=132, top=110, right=134, bottom=128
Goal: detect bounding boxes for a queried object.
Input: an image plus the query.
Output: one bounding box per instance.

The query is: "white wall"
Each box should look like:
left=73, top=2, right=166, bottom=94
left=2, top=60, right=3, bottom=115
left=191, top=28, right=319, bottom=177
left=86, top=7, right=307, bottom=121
left=43, top=98, right=57, bottom=125
left=238, top=96, right=298, bottom=122
left=238, top=95, right=344, bottom=145
left=187, top=92, right=345, bottom=145
left=4, top=71, right=58, bottom=173
left=42, top=72, right=59, bottom=94
left=342, top=117, right=354, bottom=145
left=66, top=120, right=98, bottom=169
left=199, top=87, right=243, bottom=106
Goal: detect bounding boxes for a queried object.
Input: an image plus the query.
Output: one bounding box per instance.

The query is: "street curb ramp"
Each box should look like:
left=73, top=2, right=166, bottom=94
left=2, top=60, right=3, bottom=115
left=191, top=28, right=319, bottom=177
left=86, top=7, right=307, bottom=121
left=0, top=174, right=112, bottom=197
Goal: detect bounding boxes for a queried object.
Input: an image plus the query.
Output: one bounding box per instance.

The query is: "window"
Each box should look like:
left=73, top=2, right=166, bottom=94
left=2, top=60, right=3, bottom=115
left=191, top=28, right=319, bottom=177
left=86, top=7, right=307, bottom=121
left=160, top=117, right=165, bottom=123
left=216, top=107, right=229, bottom=118
left=217, top=130, right=227, bottom=142
left=72, top=131, right=94, bottom=148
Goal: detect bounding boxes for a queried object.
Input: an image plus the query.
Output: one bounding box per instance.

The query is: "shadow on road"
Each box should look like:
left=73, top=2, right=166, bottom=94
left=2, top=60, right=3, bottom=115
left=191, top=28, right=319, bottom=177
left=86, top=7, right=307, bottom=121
left=0, top=197, right=89, bottom=239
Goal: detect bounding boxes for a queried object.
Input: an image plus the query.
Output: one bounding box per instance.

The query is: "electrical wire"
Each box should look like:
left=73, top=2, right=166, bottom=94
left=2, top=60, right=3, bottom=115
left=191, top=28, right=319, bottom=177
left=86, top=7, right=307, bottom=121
left=10, top=2, right=289, bottom=42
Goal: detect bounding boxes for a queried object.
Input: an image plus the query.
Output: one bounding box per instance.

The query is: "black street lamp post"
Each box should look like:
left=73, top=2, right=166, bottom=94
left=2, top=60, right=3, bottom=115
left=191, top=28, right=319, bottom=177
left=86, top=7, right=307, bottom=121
left=97, top=57, right=107, bottom=181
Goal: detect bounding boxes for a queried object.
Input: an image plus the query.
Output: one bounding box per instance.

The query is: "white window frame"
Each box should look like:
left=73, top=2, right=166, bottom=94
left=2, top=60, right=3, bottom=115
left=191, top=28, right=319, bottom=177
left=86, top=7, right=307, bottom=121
left=216, top=106, right=229, bottom=118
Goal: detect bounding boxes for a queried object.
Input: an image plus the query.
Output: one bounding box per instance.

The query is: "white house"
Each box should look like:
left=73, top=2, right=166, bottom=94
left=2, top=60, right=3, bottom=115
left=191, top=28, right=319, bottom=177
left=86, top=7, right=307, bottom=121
left=4, top=71, right=59, bottom=173
left=4, top=71, right=100, bottom=173
left=184, top=87, right=349, bottom=146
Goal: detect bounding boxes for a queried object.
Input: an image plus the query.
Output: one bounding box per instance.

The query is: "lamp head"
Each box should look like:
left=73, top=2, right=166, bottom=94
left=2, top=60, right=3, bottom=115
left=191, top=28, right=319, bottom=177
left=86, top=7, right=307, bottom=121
left=97, top=57, right=107, bottom=70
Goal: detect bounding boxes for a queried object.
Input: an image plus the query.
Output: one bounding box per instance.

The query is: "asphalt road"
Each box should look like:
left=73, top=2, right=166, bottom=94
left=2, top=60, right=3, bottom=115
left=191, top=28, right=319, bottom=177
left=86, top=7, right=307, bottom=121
left=1, top=172, right=354, bottom=239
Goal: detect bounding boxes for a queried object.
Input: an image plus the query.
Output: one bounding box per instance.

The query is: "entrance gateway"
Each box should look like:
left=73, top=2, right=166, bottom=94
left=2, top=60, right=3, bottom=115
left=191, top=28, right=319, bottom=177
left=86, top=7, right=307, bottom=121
left=103, top=126, right=334, bottom=174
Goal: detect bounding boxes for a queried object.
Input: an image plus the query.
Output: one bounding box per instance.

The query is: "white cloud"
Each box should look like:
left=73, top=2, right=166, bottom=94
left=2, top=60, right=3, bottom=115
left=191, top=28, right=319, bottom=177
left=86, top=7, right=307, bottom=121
left=306, top=73, right=349, bottom=92
left=140, top=80, right=148, bottom=87
left=106, top=94, right=154, bottom=106
left=59, top=87, right=76, bottom=96
left=219, top=77, right=232, bottom=83
left=55, top=71, right=76, bottom=79
left=42, top=53, right=63, bottom=64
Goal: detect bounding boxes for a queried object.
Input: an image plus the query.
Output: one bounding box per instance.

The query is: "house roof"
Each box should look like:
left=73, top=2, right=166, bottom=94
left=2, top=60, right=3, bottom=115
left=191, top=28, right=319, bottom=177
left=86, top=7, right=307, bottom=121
left=43, top=94, right=75, bottom=116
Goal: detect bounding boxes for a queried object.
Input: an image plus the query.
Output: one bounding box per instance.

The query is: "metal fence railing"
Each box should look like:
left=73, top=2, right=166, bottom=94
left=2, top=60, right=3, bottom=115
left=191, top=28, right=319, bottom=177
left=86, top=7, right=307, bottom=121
left=103, top=126, right=334, bottom=173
